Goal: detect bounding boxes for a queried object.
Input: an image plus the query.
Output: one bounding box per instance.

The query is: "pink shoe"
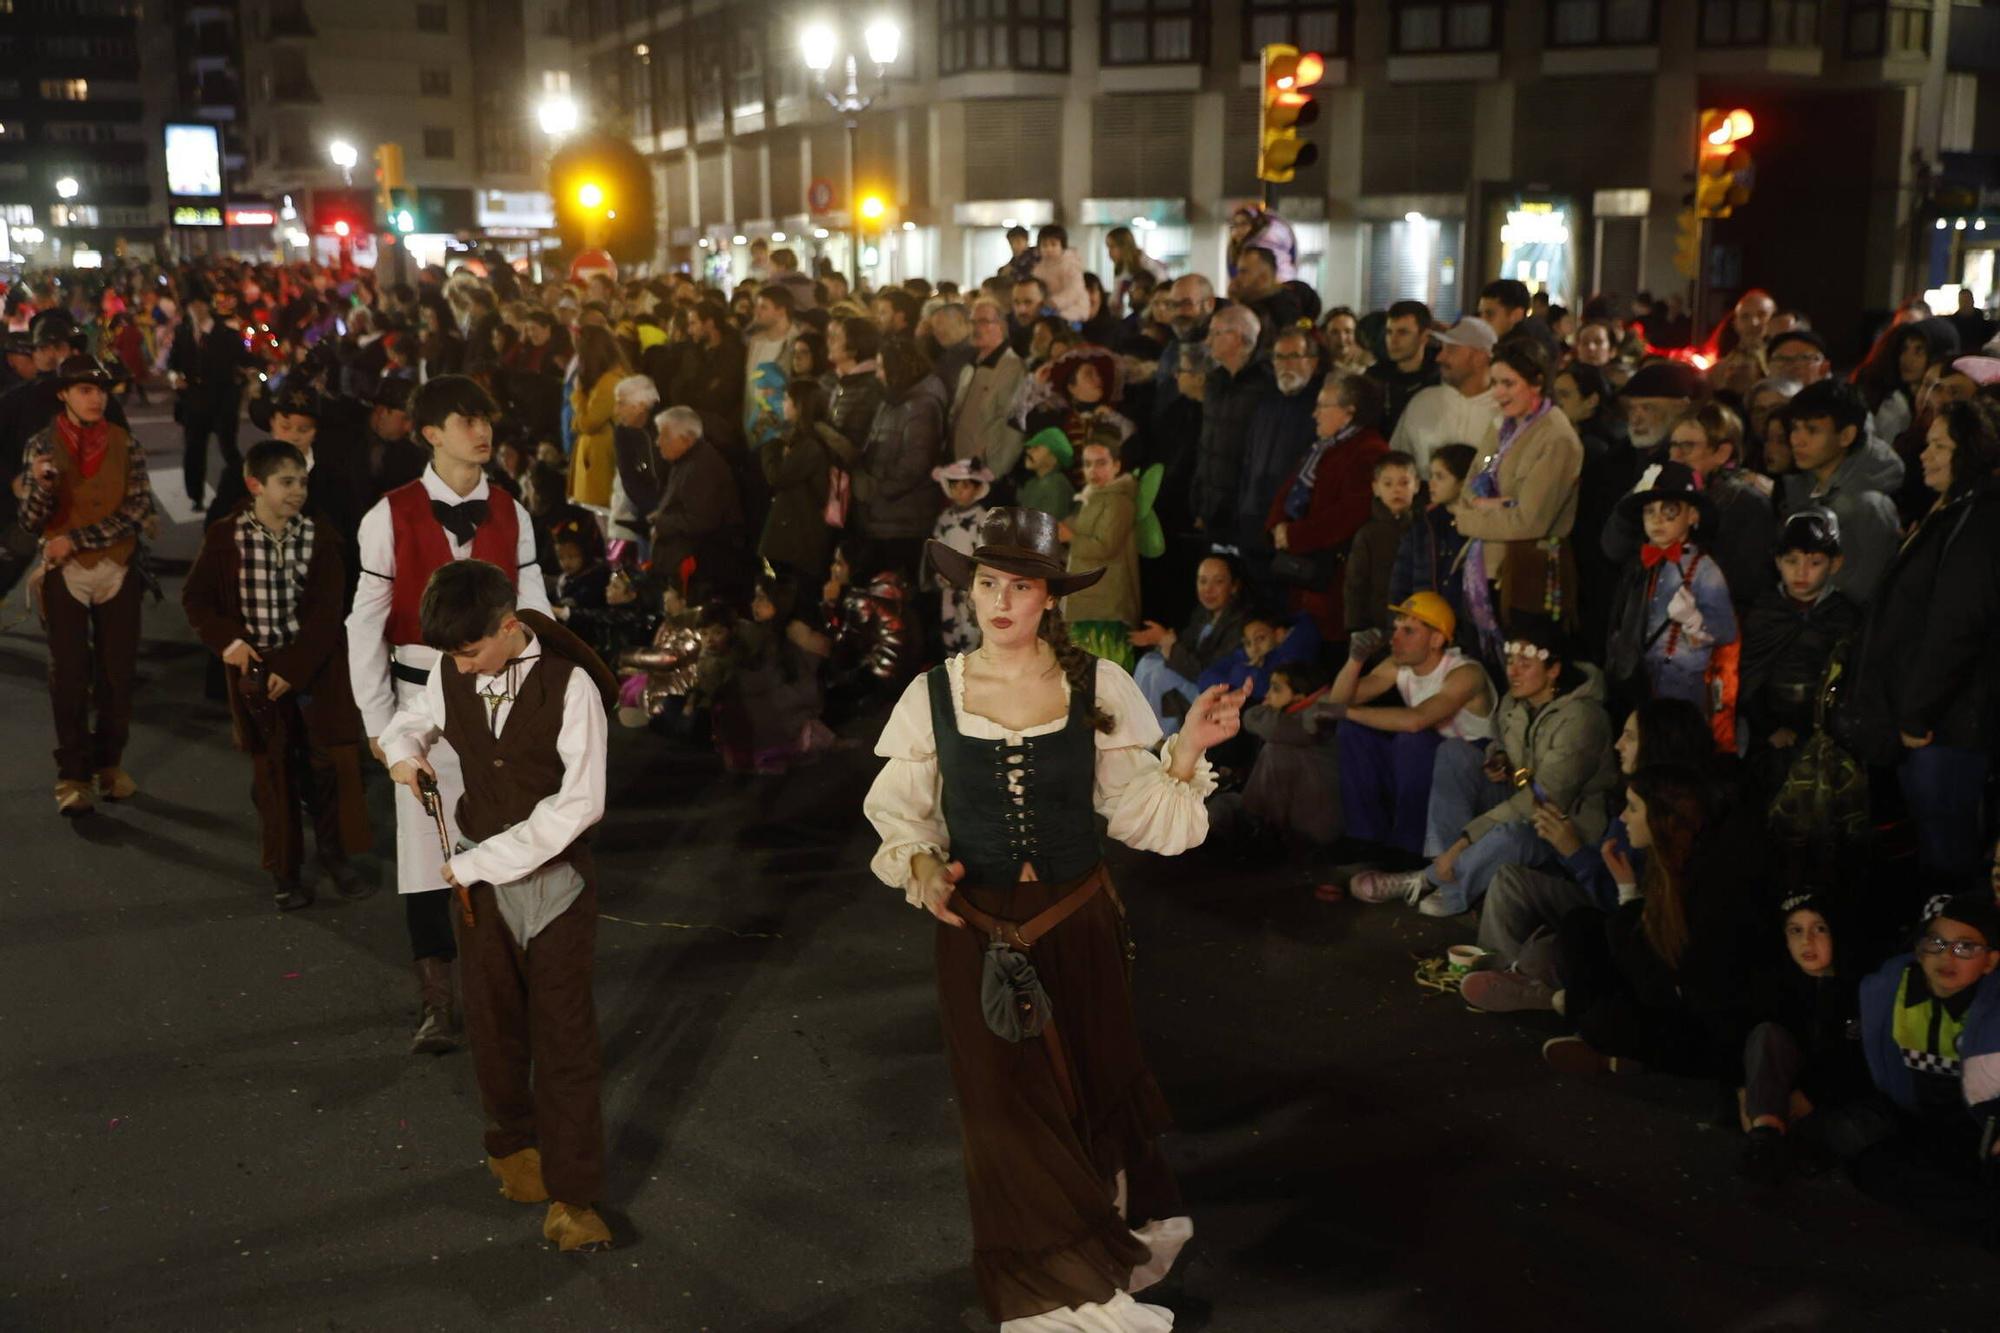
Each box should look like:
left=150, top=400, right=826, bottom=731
left=1349, top=868, right=1430, bottom=905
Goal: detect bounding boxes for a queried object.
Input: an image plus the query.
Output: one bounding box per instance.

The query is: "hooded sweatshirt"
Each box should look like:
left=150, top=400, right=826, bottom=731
left=1463, top=661, right=1619, bottom=846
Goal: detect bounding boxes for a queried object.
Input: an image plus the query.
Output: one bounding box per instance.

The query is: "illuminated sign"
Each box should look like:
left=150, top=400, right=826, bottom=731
left=164, top=123, right=222, bottom=198
left=225, top=207, right=277, bottom=226
left=173, top=205, right=224, bottom=227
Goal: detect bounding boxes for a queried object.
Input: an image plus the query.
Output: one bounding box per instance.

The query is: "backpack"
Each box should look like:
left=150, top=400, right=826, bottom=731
left=1770, top=641, right=1870, bottom=843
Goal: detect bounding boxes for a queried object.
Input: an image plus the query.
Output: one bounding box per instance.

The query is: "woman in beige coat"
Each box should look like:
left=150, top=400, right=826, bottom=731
left=1451, top=338, right=1583, bottom=655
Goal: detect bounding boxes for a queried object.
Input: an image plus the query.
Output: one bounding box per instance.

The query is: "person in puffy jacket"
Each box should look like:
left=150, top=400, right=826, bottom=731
left=849, top=334, right=947, bottom=582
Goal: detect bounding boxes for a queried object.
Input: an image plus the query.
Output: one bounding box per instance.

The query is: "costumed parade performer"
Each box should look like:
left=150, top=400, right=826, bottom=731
left=346, top=375, right=550, bottom=1053
left=380, top=559, right=618, bottom=1251
left=864, top=507, right=1245, bottom=1331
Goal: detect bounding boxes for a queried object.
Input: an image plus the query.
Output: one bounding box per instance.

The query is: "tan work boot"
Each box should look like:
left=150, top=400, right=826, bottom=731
left=94, top=767, right=137, bottom=800
left=542, top=1202, right=612, bottom=1252
left=487, top=1147, right=549, bottom=1203
left=409, top=957, right=459, bottom=1055
left=54, top=779, right=94, bottom=817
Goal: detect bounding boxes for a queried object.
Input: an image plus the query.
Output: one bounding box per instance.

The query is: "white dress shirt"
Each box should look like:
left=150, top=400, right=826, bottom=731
left=346, top=465, right=550, bottom=736
left=377, top=641, right=607, bottom=890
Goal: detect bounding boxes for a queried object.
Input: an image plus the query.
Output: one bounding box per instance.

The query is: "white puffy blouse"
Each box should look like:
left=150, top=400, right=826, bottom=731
left=864, top=655, right=1217, bottom=904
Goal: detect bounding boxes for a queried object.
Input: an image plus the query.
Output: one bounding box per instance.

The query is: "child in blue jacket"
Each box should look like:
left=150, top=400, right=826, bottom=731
left=1609, top=460, right=1738, bottom=712
left=1389, top=442, right=1476, bottom=618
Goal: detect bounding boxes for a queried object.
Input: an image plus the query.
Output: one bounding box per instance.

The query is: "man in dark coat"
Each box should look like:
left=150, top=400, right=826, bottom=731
left=169, top=288, right=261, bottom=505
left=1190, top=305, right=1275, bottom=538
left=651, top=406, right=746, bottom=596
left=667, top=298, right=747, bottom=449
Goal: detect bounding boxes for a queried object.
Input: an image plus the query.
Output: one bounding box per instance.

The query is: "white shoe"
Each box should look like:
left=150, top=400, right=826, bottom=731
left=1349, top=868, right=1429, bottom=905
left=1418, top=893, right=1466, bottom=918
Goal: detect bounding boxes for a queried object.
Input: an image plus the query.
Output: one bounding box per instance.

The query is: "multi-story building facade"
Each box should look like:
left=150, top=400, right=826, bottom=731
left=0, top=0, right=173, bottom=264
left=237, top=0, right=571, bottom=265
left=573, top=0, right=1969, bottom=356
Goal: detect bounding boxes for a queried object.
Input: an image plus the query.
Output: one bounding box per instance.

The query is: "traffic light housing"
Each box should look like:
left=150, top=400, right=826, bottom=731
left=1695, top=108, right=1755, bottom=220
left=372, top=143, right=406, bottom=222
left=549, top=132, right=654, bottom=263
left=1258, top=43, right=1324, bottom=184
left=310, top=187, right=374, bottom=237
left=1672, top=207, right=1702, bottom=280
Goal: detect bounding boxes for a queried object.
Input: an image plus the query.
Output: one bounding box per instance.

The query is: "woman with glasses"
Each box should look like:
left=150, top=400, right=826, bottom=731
left=1848, top=397, right=2000, bottom=897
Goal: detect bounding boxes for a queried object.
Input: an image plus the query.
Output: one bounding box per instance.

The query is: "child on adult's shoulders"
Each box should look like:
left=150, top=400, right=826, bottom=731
left=1344, top=450, right=1420, bottom=636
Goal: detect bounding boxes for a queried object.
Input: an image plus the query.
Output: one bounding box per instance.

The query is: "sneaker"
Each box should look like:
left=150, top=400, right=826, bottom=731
left=1737, top=1125, right=1789, bottom=1186
left=1417, top=892, right=1467, bottom=918
left=1350, top=868, right=1429, bottom=905
left=1461, top=969, right=1557, bottom=1013
left=1541, top=1035, right=1611, bottom=1074
left=273, top=877, right=314, bottom=912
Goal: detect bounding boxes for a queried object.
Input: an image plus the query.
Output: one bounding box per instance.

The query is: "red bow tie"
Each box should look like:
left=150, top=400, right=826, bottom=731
left=1641, top=542, right=1684, bottom=569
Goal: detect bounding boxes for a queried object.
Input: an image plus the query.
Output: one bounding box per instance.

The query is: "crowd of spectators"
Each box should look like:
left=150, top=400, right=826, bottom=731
left=7, top=216, right=2000, bottom=1244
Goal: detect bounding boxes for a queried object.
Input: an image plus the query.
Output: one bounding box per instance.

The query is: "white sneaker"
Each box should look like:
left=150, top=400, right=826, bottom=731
left=1417, top=893, right=1466, bottom=918
left=1349, top=868, right=1430, bottom=905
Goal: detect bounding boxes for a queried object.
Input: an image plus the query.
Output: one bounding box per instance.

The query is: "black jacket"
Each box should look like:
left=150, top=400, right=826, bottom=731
left=1853, top=478, right=2000, bottom=752
left=1739, top=586, right=1861, bottom=746
left=1191, top=355, right=1274, bottom=535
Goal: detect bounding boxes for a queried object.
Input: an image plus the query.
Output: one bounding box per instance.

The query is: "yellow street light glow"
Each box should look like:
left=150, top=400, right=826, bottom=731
left=859, top=195, right=886, bottom=221
left=577, top=182, right=604, bottom=209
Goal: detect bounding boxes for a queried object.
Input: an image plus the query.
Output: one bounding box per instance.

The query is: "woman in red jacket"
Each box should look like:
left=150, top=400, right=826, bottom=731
left=1266, top=372, right=1388, bottom=640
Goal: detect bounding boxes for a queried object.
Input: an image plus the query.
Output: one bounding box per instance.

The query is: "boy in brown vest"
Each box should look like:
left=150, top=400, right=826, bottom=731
left=182, top=440, right=373, bottom=910
left=15, top=356, right=156, bottom=815
left=378, top=559, right=618, bottom=1252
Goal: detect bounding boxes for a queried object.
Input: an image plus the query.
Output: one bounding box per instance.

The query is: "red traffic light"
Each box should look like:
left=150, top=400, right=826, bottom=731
left=332, top=219, right=351, bottom=238
left=1699, top=107, right=1754, bottom=151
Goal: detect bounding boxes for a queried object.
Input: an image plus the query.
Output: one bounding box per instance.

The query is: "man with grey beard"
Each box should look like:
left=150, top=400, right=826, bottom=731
left=1235, top=328, right=1326, bottom=575
left=1616, top=360, right=1705, bottom=461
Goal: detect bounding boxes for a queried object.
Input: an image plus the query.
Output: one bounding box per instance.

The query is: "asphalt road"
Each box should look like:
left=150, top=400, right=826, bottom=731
left=2, top=406, right=1996, bottom=1333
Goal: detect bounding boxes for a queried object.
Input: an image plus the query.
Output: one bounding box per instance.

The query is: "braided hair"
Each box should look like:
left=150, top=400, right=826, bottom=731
left=1037, top=603, right=1115, bottom=734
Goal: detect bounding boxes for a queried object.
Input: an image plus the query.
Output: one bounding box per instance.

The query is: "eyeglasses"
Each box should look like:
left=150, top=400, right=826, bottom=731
left=1917, top=934, right=1992, bottom=960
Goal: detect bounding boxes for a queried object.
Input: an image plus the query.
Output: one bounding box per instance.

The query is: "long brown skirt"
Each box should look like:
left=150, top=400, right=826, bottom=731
left=936, top=866, right=1183, bottom=1321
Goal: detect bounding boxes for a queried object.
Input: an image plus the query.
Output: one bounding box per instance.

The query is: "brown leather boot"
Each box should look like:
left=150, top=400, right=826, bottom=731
left=542, top=1202, right=612, bottom=1252
left=409, top=957, right=458, bottom=1055
left=487, top=1147, right=549, bottom=1203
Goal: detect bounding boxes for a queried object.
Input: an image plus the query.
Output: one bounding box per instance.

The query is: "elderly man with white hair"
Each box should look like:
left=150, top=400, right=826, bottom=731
left=649, top=404, right=745, bottom=594
left=1189, top=302, right=1274, bottom=536
left=609, top=374, right=665, bottom=548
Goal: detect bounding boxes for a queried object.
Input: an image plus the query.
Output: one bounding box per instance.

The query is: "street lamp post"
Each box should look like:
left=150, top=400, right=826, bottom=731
left=801, top=17, right=900, bottom=291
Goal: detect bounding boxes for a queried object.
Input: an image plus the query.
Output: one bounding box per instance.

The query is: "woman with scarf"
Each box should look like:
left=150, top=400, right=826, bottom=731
left=1264, top=371, right=1388, bottom=640
left=1451, top=338, right=1583, bottom=661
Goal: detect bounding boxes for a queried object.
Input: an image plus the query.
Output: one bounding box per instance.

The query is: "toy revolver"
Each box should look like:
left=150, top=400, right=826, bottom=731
left=415, top=771, right=474, bottom=928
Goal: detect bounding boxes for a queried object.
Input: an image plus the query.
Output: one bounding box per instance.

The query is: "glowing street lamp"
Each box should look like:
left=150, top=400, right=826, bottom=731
left=329, top=138, right=357, bottom=185
left=577, top=181, right=605, bottom=210
left=538, top=95, right=579, bottom=141
left=55, top=176, right=79, bottom=200
left=799, top=15, right=901, bottom=288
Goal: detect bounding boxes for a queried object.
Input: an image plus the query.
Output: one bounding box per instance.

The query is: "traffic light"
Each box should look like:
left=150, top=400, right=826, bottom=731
left=310, top=188, right=374, bottom=237
left=549, top=132, right=654, bottom=262
left=1695, top=107, right=1755, bottom=220
left=1258, top=43, right=1324, bottom=184
left=1673, top=207, right=1701, bottom=279
left=858, top=193, right=887, bottom=227
left=577, top=181, right=605, bottom=211
left=372, top=143, right=405, bottom=223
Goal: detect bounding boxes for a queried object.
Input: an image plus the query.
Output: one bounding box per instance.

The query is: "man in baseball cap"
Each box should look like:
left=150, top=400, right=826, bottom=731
left=1391, top=318, right=1501, bottom=469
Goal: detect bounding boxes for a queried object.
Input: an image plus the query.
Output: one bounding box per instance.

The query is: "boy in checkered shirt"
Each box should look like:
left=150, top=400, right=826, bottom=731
left=183, top=440, right=371, bottom=910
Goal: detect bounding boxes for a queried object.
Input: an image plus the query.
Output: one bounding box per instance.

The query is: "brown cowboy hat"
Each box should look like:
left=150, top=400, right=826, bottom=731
left=927, top=507, right=1105, bottom=597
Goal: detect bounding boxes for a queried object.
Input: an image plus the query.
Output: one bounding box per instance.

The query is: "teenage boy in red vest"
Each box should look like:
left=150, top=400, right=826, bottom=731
left=346, top=375, right=551, bottom=1054
left=380, top=559, right=616, bottom=1252
left=15, top=355, right=156, bottom=816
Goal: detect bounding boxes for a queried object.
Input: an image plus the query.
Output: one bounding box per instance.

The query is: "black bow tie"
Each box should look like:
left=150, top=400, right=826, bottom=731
left=432, top=498, right=489, bottom=544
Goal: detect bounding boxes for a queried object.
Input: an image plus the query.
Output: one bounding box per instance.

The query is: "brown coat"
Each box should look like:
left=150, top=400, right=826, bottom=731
left=1063, top=472, right=1140, bottom=624
left=181, top=513, right=364, bottom=752
left=1450, top=405, right=1583, bottom=572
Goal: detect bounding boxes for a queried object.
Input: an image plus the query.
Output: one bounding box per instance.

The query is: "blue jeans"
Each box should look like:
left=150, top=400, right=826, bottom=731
left=1898, top=743, right=1991, bottom=892
left=1134, top=649, right=1199, bottom=737
left=1421, top=738, right=1551, bottom=913
left=1336, top=722, right=1445, bottom=856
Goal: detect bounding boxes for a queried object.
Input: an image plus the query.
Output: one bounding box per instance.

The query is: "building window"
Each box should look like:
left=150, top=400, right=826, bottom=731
left=732, top=27, right=764, bottom=116
left=1845, top=0, right=1931, bottom=58
left=422, top=127, right=455, bottom=158
left=1102, top=0, right=1207, bottom=66
left=1243, top=2, right=1349, bottom=57
left=1698, top=0, right=1819, bottom=47
left=940, top=0, right=1071, bottom=74
left=39, top=79, right=89, bottom=101
left=651, top=39, right=685, bottom=132
left=1390, top=1, right=1500, bottom=54
left=420, top=67, right=452, bottom=96
left=416, top=2, right=448, bottom=33
left=1547, top=0, right=1657, bottom=46
left=692, top=25, right=726, bottom=125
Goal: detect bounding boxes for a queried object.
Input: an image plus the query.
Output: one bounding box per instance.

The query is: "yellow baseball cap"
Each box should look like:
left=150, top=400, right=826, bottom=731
left=1386, top=591, right=1456, bottom=640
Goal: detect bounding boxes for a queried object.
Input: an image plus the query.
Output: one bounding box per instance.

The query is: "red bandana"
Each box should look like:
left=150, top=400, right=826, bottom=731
left=1640, top=542, right=1684, bottom=569
left=55, top=413, right=110, bottom=480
